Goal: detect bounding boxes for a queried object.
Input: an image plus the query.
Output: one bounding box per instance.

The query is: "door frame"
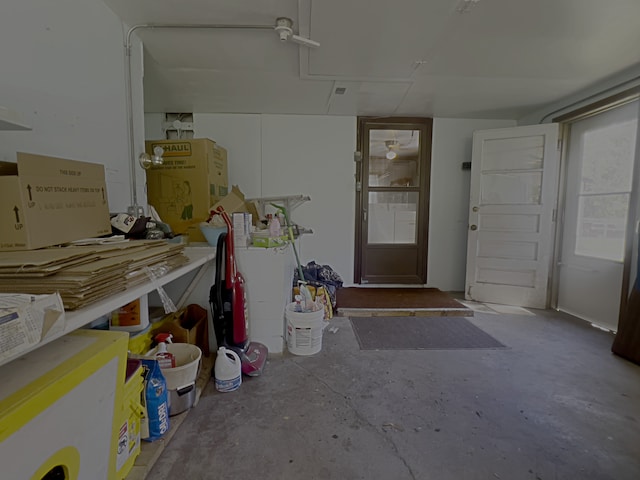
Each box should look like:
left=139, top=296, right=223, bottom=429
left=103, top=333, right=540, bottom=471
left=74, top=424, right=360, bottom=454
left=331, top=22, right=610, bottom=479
left=354, top=117, right=433, bottom=284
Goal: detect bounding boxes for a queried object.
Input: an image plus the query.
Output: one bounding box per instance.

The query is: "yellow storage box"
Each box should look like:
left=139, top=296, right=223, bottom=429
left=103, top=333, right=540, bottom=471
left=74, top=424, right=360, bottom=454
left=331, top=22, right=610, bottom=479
left=0, top=329, right=129, bottom=480
left=115, top=359, right=145, bottom=479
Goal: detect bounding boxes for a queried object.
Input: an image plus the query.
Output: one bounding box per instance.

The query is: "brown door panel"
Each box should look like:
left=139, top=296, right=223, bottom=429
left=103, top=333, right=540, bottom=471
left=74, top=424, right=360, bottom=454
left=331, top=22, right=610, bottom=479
left=362, top=246, right=424, bottom=284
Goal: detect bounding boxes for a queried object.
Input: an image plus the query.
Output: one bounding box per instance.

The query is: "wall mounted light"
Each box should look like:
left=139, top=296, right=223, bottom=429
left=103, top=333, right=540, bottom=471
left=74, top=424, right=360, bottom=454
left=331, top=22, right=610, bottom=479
left=138, top=145, right=164, bottom=169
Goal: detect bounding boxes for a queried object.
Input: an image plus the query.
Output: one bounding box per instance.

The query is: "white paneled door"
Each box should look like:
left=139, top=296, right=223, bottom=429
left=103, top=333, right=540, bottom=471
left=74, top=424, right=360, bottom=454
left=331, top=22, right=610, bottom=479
left=465, top=124, right=560, bottom=308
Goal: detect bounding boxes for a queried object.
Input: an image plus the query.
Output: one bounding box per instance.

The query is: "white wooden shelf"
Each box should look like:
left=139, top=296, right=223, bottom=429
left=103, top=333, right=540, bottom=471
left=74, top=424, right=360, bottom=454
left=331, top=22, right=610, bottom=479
left=0, top=246, right=216, bottom=368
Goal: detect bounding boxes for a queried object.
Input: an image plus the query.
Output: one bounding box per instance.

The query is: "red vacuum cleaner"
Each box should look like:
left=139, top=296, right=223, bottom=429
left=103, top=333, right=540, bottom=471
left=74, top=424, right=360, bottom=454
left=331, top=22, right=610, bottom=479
left=209, top=207, right=268, bottom=376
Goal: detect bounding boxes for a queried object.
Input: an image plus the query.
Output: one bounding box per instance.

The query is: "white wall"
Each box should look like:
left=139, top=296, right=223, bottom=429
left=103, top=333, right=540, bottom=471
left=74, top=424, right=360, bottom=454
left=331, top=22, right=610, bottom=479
left=178, top=113, right=517, bottom=291
left=429, top=118, right=516, bottom=291
left=192, top=114, right=357, bottom=285
left=261, top=115, right=357, bottom=285
left=0, top=0, right=145, bottom=213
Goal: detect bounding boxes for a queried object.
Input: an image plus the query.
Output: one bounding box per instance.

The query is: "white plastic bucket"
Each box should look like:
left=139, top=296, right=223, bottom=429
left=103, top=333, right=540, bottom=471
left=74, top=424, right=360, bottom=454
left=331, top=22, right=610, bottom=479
left=285, top=302, right=325, bottom=356
left=148, top=343, right=202, bottom=390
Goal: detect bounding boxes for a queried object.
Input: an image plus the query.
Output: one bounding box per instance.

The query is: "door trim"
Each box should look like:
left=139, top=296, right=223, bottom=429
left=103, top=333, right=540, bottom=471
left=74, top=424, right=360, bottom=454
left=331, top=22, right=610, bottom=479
left=354, top=117, right=433, bottom=284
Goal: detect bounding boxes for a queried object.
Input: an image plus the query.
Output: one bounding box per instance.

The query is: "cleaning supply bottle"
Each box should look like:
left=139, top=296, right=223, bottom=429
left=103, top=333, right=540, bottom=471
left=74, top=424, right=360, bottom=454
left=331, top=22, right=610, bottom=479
left=214, top=346, right=242, bottom=392
left=269, top=213, right=281, bottom=237
left=154, top=333, right=176, bottom=369
left=139, top=357, right=170, bottom=441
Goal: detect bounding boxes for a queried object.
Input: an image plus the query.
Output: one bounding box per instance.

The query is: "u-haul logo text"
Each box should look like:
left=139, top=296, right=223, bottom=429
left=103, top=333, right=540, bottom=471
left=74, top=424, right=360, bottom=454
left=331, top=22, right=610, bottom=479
left=152, top=142, right=192, bottom=157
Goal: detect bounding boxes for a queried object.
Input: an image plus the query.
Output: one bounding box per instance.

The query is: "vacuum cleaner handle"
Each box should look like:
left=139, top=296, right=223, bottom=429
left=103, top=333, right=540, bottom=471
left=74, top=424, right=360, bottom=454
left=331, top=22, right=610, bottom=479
left=216, top=207, right=237, bottom=289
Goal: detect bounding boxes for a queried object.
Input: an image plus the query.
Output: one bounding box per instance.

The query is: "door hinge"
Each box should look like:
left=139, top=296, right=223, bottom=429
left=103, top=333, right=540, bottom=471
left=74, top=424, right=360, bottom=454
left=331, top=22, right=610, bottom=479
left=552, top=208, right=557, bottom=222
left=354, top=151, right=362, bottom=162
left=557, top=138, right=563, bottom=151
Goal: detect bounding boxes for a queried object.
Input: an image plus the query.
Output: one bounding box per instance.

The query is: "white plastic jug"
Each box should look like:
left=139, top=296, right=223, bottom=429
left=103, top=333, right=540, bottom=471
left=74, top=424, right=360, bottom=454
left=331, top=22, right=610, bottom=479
left=214, top=347, right=242, bottom=392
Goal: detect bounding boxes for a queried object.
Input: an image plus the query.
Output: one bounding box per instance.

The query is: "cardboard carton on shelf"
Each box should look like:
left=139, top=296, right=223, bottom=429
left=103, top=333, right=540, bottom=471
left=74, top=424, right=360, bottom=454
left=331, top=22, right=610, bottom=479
left=0, top=153, right=111, bottom=251
left=208, top=185, right=261, bottom=225
left=145, top=138, right=228, bottom=242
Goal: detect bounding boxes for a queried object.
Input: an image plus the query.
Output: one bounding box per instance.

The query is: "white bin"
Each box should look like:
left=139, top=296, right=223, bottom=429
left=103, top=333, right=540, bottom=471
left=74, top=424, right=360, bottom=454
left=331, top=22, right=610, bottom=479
left=147, top=343, right=202, bottom=415
left=285, top=303, right=325, bottom=356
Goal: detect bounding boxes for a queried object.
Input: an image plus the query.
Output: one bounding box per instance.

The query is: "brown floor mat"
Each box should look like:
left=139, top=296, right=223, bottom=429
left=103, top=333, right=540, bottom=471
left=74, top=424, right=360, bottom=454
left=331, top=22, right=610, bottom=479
left=336, top=287, right=472, bottom=317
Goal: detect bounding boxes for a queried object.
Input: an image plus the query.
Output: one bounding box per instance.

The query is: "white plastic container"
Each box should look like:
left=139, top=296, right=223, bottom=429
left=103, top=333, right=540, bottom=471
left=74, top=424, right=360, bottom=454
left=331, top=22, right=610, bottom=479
left=147, top=342, right=202, bottom=415
left=147, top=343, right=202, bottom=390
left=285, top=302, right=325, bottom=356
left=214, top=347, right=242, bottom=392
left=110, top=295, right=149, bottom=333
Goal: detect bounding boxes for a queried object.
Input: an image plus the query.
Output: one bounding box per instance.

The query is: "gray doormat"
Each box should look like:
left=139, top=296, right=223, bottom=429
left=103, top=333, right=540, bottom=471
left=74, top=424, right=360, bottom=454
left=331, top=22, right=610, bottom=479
left=350, top=316, right=506, bottom=350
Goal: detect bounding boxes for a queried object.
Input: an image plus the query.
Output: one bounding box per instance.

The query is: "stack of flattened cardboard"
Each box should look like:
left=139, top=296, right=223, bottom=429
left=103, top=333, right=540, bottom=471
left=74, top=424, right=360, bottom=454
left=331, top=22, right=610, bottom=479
left=0, top=241, right=188, bottom=310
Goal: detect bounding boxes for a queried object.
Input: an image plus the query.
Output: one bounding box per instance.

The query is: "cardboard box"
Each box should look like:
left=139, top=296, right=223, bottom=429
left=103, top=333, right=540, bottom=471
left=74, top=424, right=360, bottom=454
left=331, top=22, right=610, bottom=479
left=0, top=153, right=111, bottom=251
left=152, top=304, right=209, bottom=356
left=145, top=139, right=228, bottom=242
left=251, top=235, right=289, bottom=248
left=209, top=184, right=248, bottom=217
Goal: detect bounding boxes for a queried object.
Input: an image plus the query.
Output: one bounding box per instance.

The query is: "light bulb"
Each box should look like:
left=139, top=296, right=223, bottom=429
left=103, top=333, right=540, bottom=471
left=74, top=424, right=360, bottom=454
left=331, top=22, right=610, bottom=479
left=152, top=145, right=164, bottom=165
left=386, top=150, right=397, bottom=160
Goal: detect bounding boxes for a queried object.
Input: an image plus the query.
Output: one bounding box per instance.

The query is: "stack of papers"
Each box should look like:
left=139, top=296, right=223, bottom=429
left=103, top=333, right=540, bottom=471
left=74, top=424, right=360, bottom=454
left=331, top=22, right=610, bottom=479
left=0, top=292, right=65, bottom=361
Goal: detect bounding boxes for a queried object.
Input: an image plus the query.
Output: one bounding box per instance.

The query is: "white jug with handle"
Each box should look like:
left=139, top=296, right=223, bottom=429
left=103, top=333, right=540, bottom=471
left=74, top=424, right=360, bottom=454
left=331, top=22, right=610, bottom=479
left=214, top=347, right=242, bottom=392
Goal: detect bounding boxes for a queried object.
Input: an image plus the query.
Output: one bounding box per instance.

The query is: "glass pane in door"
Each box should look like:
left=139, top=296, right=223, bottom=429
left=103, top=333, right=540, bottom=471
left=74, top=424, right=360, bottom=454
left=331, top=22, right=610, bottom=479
left=480, top=172, right=542, bottom=205
left=368, top=129, right=420, bottom=187
left=368, top=191, right=418, bottom=244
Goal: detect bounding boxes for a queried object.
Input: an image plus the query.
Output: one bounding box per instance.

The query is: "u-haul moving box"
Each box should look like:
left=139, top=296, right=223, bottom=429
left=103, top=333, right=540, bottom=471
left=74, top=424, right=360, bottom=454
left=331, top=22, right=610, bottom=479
left=0, top=153, right=111, bottom=251
left=145, top=138, right=228, bottom=242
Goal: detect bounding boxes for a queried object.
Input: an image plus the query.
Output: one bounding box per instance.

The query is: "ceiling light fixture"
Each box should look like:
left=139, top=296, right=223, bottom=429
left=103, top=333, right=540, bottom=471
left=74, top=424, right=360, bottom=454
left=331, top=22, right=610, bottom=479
left=385, top=140, right=399, bottom=160
left=456, top=0, right=481, bottom=14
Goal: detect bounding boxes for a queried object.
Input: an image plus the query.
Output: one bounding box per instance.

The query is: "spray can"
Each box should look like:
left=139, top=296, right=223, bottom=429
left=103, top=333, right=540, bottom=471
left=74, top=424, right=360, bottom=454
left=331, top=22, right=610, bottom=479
left=214, top=347, right=242, bottom=392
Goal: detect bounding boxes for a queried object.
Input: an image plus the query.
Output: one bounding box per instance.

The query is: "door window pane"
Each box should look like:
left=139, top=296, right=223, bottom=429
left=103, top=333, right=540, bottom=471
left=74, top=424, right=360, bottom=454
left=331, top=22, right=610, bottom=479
left=368, top=129, right=420, bottom=187
left=482, top=136, right=544, bottom=170
left=480, top=172, right=542, bottom=205
left=368, top=192, right=418, bottom=244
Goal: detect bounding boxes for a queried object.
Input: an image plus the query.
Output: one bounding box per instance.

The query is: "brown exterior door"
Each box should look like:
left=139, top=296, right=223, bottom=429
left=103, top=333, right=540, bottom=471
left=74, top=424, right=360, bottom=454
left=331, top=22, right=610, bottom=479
left=355, top=117, right=433, bottom=284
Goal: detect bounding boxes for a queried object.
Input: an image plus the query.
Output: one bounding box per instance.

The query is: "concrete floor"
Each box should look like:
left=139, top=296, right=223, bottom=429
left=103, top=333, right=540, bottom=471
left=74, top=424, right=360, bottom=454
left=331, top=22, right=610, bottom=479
left=149, top=309, right=640, bottom=480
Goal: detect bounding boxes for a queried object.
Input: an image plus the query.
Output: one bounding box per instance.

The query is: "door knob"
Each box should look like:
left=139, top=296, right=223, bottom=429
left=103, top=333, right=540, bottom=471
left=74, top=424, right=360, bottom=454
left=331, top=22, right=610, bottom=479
left=470, top=225, right=477, bottom=231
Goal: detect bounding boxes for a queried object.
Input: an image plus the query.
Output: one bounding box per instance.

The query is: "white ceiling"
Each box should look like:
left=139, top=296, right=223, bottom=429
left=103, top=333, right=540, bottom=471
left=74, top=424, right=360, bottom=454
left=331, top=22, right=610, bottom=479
left=102, top=0, right=640, bottom=120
